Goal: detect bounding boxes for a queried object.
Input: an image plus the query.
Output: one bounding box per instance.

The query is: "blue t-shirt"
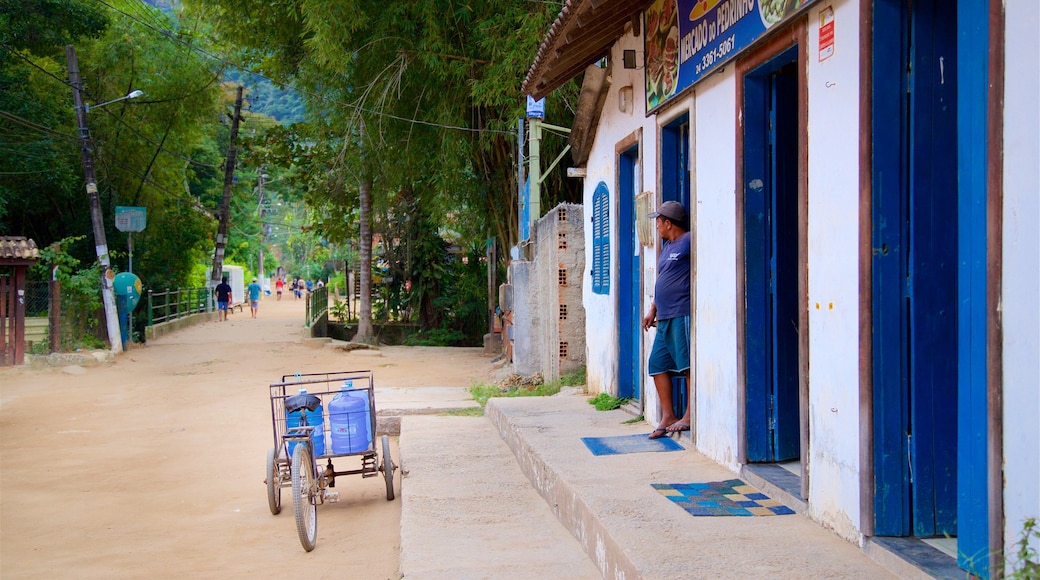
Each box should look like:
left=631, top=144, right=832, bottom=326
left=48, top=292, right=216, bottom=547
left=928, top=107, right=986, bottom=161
left=655, top=232, right=691, bottom=320
left=247, top=283, right=262, bottom=301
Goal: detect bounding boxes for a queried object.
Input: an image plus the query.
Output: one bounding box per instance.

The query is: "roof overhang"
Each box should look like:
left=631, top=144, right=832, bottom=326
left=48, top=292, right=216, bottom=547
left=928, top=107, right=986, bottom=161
left=522, top=0, right=650, bottom=100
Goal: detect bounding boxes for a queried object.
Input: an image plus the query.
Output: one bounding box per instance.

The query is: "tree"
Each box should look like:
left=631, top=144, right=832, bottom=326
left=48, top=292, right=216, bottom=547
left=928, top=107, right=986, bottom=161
left=186, top=0, right=581, bottom=343
left=1, top=0, right=227, bottom=294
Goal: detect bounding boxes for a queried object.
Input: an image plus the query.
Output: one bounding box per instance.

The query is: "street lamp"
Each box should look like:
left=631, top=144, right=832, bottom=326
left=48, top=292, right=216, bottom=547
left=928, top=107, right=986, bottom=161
left=85, top=89, right=143, bottom=112
left=66, top=44, right=144, bottom=354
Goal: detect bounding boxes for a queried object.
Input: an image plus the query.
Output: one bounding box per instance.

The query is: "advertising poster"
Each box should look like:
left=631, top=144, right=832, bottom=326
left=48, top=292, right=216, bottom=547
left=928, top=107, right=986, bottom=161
left=645, top=0, right=818, bottom=112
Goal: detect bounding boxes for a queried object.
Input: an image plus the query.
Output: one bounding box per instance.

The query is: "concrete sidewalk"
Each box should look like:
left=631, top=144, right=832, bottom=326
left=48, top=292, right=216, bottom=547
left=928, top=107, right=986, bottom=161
left=399, top=388, right=901, bottom=579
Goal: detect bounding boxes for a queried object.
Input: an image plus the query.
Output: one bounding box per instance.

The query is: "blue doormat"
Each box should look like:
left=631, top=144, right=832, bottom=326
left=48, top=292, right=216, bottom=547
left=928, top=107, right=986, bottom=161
left=581, top=433, right=684, bottom=456
left=652, top=479, right=795, bottom=516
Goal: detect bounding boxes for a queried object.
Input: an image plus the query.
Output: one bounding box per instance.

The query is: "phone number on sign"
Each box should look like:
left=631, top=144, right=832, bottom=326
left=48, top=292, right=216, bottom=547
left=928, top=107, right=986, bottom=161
left=694, top=35, right=736, bottom=75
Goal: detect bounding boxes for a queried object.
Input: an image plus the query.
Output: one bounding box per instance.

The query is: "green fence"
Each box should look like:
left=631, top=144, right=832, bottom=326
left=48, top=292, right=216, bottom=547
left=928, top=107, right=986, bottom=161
left=147, top=287, right=208, bottom=326
left=305, top=285, right=328, bottom=328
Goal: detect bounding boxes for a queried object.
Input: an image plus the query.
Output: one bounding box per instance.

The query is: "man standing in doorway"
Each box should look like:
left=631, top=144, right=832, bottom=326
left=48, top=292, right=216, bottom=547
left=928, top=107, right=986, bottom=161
left=215, top=276, right=232, bottom=322
left=247, top=277, right=262, bottom=318
left=642, top=201, right=692, bottom=439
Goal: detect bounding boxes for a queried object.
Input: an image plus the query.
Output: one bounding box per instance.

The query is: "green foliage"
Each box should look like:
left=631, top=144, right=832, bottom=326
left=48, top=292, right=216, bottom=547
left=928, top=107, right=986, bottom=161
left=588, top=393, right=631, bottom=412
left=468, top=379, right=563, bottom=409
left=439, top=407, right=484, bottom=417
left=2, top=0, right=224, bottom=294
left=30, top=236, right=87, bottom=282
left=329, top=297, right=354, bottom=323
left=403, top=328, right=466, bottom=347
left=1007, top=518, right=1040, bottom=579
left=185, top=0, right=581, bottom=340
left=560, top=366, right=587, bottom=387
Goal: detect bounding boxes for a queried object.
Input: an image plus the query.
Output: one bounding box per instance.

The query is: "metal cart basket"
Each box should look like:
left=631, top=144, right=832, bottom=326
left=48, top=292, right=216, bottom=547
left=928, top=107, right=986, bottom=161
left=264, top=370, right=396, bottom=552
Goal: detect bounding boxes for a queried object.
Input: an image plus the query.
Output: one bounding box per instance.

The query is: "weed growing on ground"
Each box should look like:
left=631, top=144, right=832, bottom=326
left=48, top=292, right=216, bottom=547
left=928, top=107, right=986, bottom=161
left=1006, top=517, right=1039, bottom=579
left=439, top=407, right=484, bottom=417
left=622, top=414, right=645, bottom=424
left=466, top=366, right=587, bottom=411
left=587, top=392, right=631, bottom=411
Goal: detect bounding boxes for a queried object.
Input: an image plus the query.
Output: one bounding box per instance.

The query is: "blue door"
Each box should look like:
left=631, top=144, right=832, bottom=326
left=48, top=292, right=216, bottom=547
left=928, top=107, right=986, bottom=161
left=743, top=48, right=800, bottom=463
left=618, top=149, right=641, bottom=402
left=871, top=0, right=959, bottom=540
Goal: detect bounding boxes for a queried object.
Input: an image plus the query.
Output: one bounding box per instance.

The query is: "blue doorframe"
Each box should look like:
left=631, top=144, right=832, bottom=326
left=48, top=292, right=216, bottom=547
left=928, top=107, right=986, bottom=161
left=662, top=115, right=690, bottom=417
left=955, top=0, right=991, bottom=575
left=742, top=46, right=800, bottom=463
left=618, top=148, right=641, bottom=402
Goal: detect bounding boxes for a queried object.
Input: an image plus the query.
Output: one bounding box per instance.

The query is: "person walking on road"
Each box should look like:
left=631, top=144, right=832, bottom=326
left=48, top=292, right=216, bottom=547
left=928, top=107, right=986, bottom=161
left=642, top=201, right=692, bottom=439
left=247, top=277, right=262, bottom=318
left=275, top=277, right=284, bottom=300
left=215, top=276, right=232, bottom=322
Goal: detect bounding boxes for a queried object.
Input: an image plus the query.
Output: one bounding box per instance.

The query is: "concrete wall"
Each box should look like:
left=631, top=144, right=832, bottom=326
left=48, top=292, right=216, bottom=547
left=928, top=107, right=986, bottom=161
left=510, top=261, right=540, bottom=376
left=145, top=311, right=218, bottom=342
left=1001, top=0, right=1040, bottom=559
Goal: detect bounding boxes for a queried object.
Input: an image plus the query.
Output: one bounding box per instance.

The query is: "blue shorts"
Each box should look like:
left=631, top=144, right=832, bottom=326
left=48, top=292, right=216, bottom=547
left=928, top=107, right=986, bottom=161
left=648, top=316, right=691, bottom=376
left=218, top=301, right=229, bottom=311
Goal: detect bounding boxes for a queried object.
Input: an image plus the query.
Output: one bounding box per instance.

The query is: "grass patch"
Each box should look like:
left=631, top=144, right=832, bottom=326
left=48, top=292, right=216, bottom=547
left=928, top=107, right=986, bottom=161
left=439, top=407, right=484, bottom=417
left=559, top=366, right=586, bottom=387
left=470, top=380, right=563, bottom=407
left=467, top=366, right=587, bottom=409
left=588, top=392, right=631, bottom=411
left=621, top=414, right=645, bottom=424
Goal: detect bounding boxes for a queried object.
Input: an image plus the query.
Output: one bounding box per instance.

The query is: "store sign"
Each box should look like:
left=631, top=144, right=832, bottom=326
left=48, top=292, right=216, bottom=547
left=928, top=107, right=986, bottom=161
left=645, top=0, right=818, bottom=112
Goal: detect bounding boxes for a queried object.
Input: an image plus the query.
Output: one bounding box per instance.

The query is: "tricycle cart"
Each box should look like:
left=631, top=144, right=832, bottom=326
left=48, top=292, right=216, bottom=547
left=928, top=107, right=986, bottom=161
left=265, top=370, right=396, bottom=552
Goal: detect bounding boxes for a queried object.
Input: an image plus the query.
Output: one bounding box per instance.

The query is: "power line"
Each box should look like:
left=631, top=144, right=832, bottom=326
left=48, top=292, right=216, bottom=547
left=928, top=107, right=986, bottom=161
left=92, top=0, right=513, bottom=136
left=0, top=44, right=223, bottom=170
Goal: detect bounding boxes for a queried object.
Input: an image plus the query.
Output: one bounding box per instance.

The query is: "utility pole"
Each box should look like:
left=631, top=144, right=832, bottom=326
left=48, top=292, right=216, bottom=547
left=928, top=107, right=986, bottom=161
left=66, top=45, right=122, bottom=354
left=256, top=170, right=266, bottom=287
left=209, top=86, right=244, bottom=302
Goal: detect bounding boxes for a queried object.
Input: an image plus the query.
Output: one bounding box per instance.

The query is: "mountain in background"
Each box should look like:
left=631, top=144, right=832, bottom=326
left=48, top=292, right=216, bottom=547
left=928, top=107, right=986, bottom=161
left=141, top=0, right=306, bottom=126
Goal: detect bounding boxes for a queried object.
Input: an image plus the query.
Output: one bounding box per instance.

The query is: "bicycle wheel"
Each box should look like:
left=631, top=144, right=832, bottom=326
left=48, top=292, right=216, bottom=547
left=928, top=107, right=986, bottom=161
left=266, top=447, right=282, bottom=515
left=291, top=443, right=317, bottom=551
left=381, top=434, right=395, bottom=501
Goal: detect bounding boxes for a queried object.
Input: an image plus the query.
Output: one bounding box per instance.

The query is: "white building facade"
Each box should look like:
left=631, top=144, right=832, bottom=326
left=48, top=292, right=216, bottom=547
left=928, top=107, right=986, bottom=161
left=523, top=0, right=1038, bottom=577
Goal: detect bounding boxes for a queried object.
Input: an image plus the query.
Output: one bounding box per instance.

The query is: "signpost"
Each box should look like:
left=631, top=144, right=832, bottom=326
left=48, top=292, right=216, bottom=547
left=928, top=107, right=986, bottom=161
left=115, top=206, right=146, bottom=273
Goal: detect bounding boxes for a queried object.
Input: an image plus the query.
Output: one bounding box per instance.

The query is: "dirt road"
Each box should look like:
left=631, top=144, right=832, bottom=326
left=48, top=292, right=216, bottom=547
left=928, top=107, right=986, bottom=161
left=0, top=297, right=493, bottom=579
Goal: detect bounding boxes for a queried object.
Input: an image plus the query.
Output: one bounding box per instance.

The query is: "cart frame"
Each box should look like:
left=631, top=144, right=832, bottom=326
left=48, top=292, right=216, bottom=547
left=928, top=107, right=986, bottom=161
left=264, top=370, right=396, bottom=552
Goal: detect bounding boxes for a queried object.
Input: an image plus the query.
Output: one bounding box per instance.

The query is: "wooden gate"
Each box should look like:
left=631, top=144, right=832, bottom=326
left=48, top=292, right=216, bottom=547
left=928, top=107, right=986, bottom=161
left=0, top=237, right=40, bottom=366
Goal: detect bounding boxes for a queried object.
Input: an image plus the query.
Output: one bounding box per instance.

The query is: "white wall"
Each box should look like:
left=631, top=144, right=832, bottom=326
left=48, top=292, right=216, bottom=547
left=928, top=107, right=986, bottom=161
left=688, top=72, right=741, bottom=470
left=803, top=0, right=864, bottom=542
left=1001, top=0, right=1040, bottom=562
left=581, top=34, right=654, bottom=398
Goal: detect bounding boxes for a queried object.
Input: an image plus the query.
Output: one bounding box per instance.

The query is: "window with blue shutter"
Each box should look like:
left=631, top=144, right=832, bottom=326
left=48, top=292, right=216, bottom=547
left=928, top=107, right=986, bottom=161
left=591, top=182, right=610, bottom=295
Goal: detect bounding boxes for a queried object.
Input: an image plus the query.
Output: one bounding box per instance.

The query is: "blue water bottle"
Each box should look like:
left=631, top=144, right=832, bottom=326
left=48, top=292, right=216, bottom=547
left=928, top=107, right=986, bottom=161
left=286, top=388, right=325, bottom=458
left=328, top=381, right=372, bottom=454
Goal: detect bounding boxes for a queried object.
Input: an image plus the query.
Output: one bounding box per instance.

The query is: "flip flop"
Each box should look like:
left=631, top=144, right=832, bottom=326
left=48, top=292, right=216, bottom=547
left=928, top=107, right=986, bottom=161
left=648, top=428, right=669, bottom=440
left=667, top=422, right=691, bottom=433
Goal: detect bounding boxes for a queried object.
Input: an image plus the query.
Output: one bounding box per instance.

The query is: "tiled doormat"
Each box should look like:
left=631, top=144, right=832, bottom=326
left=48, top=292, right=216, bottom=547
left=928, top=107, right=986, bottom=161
left=581, top=434, right=684, bottom=456
left=652, top=479, right=796, bottom=516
